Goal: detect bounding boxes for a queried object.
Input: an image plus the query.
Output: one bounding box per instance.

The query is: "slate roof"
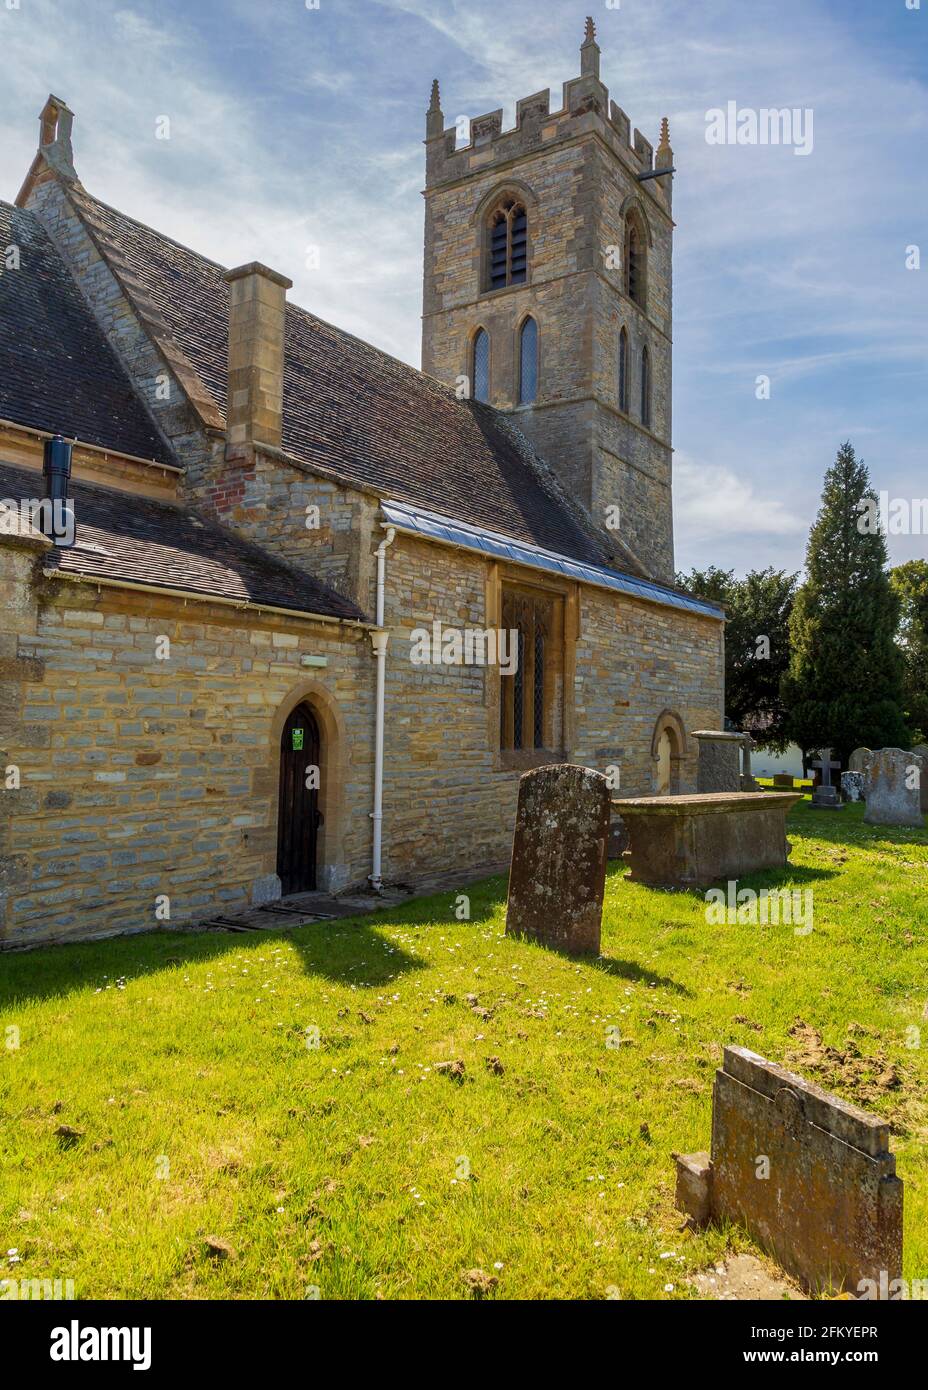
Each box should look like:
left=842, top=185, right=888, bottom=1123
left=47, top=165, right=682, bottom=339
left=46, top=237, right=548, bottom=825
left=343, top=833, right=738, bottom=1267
left=0, top=462, right=366, bottom=622
left=0, top=201, right=167, bottom=462
left=67, top=186, right=621, bottom=571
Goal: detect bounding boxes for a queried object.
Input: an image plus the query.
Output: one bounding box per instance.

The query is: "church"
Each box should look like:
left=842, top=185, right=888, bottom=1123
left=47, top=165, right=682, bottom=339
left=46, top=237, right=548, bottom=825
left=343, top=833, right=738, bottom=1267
left=0, top=21, right=724, bottom=947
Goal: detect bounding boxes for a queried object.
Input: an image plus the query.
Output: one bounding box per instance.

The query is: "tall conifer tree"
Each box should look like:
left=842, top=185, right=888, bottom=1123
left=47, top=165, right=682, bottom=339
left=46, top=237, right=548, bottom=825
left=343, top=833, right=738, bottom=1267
left=782, top=443, right=908, bottom=766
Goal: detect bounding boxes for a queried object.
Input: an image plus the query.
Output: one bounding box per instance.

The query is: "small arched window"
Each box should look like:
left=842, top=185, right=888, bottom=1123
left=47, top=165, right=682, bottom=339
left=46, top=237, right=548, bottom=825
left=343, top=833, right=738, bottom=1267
left=625, top=216, right=646, bottom=308
left=640, top=345, right=652, bottom=429
left=518, top=316, right=538, bottom=404
left=472, top=328, right=490, bottom=403
left=618, top=327, right=629, bottom=413
left=487, top=199, right=528, bottom=290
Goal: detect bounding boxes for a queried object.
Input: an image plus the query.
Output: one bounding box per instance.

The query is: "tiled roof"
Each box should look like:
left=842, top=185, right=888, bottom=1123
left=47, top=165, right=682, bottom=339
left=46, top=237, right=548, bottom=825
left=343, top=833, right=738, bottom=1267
left=0, top=462, right=367, bottom=622
left=0, top=201, right=167, bottom=462
left=68, top=187, right=622, bottom=571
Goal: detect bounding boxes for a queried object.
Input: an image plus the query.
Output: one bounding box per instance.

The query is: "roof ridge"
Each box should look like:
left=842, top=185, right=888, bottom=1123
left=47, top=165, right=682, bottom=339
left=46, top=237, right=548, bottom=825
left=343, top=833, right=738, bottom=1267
left=65, top=186, right=226, bottom=434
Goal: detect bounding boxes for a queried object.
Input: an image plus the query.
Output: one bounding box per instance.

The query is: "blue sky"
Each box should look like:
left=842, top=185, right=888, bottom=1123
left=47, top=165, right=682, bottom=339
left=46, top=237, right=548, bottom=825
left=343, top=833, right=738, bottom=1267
left=1, top=0, right=925, bottom=577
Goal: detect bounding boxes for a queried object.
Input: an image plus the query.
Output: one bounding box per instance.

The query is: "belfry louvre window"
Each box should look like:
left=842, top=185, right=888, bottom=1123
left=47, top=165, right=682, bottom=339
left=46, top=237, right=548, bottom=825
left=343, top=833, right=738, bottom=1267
left=499, top=586, right=561, bottom=753
left=488, top=200, right=528, bottom=290
left=625, top=219, right=645, bottom=308
left=472, top=328, right=490, bottom=402
left=518, top=316, right=538, bottom=404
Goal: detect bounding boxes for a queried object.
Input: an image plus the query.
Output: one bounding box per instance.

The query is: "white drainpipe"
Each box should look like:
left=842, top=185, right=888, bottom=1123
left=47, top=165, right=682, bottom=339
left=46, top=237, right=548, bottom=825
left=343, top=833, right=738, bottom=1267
left=369, top=526, right=396, bottom=891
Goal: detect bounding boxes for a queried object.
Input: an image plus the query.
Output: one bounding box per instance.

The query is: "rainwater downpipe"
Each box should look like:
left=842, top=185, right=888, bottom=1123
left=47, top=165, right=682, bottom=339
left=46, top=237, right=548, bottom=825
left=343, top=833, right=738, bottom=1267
left=369, top=525, right=395, bottom=891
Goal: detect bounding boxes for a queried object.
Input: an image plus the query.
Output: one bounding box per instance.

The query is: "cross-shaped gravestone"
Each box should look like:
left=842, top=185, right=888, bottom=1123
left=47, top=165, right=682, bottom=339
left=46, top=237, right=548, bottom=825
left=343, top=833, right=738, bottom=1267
left=813, top=748, right=839, bottom=786
left=811, top=748, right=843, bottom=809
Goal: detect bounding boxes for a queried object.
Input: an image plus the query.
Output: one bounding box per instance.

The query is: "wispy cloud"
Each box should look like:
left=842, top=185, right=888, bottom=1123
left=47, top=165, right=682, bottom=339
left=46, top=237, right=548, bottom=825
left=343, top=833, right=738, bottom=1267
left=1, top=0, right=925, bottom=576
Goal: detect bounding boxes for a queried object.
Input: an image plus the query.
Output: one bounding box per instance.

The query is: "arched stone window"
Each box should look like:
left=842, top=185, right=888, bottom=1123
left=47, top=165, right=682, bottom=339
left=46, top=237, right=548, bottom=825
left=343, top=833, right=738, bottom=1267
left=518, top=316, right=538, bottom=404
left=624, top=212, right=647, bottom=308
left=640, top=344, right=652, bottom=429
left=487, top=198, right=528, bottom=290
left=618, top=326, right=629, bottom=413
left=472, top=328, right=490, bottom=402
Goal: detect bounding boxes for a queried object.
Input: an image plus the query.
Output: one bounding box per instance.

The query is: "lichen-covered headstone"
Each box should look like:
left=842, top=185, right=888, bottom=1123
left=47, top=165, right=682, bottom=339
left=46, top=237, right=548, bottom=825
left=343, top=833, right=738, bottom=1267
left=841, top=771, right=864, bottom=803
left=864, top=748, right=925, bottom=828
left=505, top=764, right=609, bottom=955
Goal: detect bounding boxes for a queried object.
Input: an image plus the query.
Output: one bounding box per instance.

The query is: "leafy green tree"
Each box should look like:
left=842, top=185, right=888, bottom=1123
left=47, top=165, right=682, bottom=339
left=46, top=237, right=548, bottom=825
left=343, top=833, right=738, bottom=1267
left=677, top=566, right=797, bottom=749
left=890, top=559, right=928, bottom=742
left=781, top=442, right=908, bottom=767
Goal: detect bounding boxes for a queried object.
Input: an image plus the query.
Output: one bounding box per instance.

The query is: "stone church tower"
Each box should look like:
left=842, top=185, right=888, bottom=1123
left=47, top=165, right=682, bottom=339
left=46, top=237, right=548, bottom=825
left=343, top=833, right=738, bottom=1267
left=421, top=19, right=676, bottom=583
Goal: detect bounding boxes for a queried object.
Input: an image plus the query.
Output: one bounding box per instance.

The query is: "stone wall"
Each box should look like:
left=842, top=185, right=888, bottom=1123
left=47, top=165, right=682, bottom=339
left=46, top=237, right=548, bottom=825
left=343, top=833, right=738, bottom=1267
left=378, top=531, right=722, bottom=879
left=1, top=580, right=374, bottom=947
left=1, top=524, right=723, bottom=948
left=181, top=440, right=380, bottom=614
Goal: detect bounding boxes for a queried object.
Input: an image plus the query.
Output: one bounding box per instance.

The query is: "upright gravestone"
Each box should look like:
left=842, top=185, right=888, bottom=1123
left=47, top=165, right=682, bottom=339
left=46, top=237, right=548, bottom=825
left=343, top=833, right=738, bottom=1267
left=841, top=771, right=864, bottom=803
left=848, top=747, right=873, bottom=775
left=911, top=745, right=928, bottom=813
left=740, top=735, right=761, bottom=792
left=864, top=748, right=925, bottom=829
left=810, top=748, right=842, bottom=810
left=505, top=764, right=610, bottom=955
left=692, top=730, right=743, bottom=793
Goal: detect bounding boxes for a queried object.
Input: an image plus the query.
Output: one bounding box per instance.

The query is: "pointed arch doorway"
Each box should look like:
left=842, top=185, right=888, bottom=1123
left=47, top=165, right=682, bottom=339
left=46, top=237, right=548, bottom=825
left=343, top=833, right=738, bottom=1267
left=276, top=702, right=322, bottom=895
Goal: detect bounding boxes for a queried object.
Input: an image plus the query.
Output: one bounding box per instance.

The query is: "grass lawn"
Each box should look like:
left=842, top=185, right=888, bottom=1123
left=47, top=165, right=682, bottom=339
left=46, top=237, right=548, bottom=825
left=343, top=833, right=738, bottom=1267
left=1, top=798, right=926, bottom=1301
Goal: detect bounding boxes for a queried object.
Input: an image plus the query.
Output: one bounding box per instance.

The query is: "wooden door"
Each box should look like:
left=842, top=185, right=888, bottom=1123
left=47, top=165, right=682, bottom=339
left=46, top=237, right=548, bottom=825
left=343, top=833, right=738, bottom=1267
left=276, top=703, right=321, bottom=895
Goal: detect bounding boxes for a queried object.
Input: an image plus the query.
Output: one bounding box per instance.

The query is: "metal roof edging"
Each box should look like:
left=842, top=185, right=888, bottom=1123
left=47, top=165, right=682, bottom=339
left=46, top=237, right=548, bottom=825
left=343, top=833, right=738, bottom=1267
left=379, top=500, right=724, bottom=622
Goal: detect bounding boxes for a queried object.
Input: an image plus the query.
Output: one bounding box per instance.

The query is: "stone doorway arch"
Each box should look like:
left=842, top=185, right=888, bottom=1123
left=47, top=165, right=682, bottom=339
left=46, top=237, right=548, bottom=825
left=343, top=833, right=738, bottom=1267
left=269, top=681, right=348, bottom=896
left=651, top=709, right=687, bottom=795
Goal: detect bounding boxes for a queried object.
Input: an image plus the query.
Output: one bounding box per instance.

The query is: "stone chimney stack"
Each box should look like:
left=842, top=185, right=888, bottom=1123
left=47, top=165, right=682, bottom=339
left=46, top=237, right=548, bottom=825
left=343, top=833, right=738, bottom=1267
left=222, top=262, right=292, bottom=450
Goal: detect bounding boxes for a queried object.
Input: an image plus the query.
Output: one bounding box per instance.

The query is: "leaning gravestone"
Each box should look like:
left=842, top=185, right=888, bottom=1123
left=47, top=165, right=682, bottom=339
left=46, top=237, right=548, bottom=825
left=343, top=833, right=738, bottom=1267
left=505, top=764, right=609, bottom=955
left=674, top=1046, right=903, bottom=1297
left=864, top=748, right=925, bottom=829
left=848, top=747, right=872, bottom=775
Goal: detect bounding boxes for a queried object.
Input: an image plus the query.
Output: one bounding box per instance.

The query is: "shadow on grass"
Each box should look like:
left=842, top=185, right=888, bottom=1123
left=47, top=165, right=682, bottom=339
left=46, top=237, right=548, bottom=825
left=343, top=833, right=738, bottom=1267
left=0, top=875, right=513, bottom=1009
left=0, top=910, right=428, bottom=1010
left=593, top=955, right=694, bottom=995
left=790, top=801, right=928, bottom=850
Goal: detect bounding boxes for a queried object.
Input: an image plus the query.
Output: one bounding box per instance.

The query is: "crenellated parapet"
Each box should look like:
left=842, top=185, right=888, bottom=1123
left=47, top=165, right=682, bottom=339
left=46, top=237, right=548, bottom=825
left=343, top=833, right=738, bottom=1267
left=424, top=18, right=672, bottom=218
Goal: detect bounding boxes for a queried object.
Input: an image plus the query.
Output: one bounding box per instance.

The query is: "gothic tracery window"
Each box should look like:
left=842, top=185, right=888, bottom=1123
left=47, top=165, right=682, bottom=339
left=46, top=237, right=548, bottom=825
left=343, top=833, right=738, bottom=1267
left=499, top=588, right=555, bottom=752
left=487, top=199, right=528, bottom=290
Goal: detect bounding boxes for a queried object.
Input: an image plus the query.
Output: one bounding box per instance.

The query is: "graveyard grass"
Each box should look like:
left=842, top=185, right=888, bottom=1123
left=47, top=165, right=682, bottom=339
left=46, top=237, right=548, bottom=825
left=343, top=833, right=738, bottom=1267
left=2, top=799, right=926, bottom=1301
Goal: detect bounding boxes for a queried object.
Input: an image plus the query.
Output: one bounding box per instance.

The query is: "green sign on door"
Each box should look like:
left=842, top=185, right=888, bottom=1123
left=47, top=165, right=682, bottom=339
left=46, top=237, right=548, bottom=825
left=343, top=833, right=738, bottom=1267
left=292, top=727, right=304, bottom=751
